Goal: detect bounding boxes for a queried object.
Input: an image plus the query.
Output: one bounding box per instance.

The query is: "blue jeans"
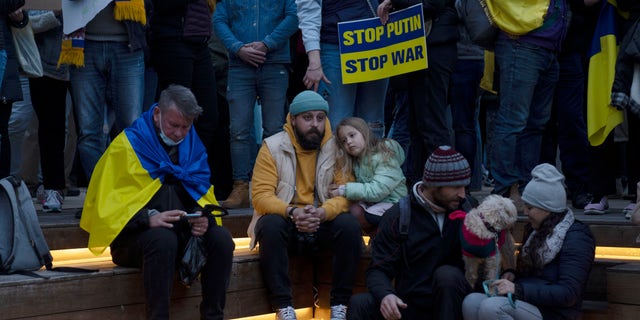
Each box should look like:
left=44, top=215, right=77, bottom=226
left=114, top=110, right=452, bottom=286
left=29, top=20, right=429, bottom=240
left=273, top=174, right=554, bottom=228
left=227, top=63, right=288, bottom=181
left=0, top=49, right=6, bottom=91
left=70, top=40, right=144, bottom=179
left=541, top=52, right=590, bottom=196
left=320, top=43, right=388, bottom=137
left=489, top=39, right=559, bottom=194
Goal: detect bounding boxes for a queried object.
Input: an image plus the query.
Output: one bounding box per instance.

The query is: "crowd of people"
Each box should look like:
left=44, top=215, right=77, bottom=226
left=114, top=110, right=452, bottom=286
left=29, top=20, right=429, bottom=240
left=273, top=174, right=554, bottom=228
left=0, top=0, right=638, bottom=319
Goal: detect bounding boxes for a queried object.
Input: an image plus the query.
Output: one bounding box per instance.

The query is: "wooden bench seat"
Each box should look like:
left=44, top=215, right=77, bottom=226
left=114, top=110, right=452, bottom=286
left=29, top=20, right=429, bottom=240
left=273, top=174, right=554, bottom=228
left=10, top=208, right=639, bottom=319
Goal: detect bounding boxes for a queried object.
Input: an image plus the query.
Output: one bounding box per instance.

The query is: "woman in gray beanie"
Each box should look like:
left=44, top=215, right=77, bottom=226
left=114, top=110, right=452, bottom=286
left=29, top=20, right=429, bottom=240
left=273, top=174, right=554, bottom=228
left=462, top=163, right=596, bottom=320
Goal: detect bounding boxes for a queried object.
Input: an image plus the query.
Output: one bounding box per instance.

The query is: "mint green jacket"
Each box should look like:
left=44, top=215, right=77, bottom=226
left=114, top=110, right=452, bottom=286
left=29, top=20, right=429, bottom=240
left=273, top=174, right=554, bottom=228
left=345, top=139, right=408, bottom=204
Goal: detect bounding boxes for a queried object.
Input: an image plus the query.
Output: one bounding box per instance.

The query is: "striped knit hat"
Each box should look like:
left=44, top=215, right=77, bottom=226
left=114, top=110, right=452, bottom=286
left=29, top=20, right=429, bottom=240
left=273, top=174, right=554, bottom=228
left=423, top=146, right=471, bottom=187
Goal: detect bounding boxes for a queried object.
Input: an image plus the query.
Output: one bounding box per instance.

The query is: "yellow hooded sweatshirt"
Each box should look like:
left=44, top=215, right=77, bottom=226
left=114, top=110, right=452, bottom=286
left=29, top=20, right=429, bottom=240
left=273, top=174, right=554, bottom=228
left=247, top=114, right=349, bottom=248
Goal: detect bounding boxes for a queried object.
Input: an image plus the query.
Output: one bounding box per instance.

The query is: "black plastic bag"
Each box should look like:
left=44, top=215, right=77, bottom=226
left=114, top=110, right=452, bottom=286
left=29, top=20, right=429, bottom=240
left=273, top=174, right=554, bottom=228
left=179, top=236, right=207, bottom=286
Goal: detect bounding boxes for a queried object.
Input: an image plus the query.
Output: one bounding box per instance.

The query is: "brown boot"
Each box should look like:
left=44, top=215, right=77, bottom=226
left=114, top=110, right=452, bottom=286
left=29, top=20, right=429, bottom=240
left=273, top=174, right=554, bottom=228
left=222, top=180, right=250, bottom=209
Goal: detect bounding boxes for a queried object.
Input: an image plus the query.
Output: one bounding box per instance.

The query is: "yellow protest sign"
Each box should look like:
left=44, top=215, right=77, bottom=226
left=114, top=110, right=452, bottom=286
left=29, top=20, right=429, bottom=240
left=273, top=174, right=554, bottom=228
left=338, top=4, right=428, bottom=84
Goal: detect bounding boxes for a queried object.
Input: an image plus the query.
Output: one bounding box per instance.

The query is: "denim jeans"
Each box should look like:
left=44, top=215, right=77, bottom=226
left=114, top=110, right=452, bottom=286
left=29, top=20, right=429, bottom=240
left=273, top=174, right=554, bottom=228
left=8, top=76, right=32, bottom=176
left=462, top=293, right=542, bottom=320
left=0, top=49, right=6, bottom=91
left=227, top=63, right=288, bottom=181
left=541, top=52, right=590, bottom=196
left=320, top=43, right=388, bottom=137
left=70, top=40, right=144, bottom=179
left=489, top=39, right=559, bottom=194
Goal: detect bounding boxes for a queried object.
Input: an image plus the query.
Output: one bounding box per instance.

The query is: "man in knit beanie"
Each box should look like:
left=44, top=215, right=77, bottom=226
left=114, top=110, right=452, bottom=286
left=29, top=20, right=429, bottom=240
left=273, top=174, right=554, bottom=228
left=250, top=90, right=362, bottom=320
left=349, top=145, right=473, bottom=320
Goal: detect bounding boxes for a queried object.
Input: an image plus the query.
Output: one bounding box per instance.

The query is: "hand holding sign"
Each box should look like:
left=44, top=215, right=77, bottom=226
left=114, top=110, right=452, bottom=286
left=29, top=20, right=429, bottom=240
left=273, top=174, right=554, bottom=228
left=377, top=0, right=393, bottom=25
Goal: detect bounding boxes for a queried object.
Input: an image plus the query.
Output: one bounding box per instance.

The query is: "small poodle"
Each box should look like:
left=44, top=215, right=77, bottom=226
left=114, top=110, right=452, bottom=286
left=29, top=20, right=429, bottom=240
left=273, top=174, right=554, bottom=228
left=449, top=194, right=518, bottom=287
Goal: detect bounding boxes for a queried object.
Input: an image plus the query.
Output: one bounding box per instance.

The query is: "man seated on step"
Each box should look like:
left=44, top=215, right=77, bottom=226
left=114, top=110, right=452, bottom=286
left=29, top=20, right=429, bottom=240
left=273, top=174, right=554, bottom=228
left=248, top=90, right=362, bottom=320
left=348, top=146, right=473, bottom=320
left=80, top=84, right=235, bottom=320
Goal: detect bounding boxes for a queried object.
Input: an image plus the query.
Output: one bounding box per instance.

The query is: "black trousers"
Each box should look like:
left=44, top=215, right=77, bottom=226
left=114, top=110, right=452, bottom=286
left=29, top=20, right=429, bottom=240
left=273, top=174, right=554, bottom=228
left=29, top=76, right=69, bottom=190
left=111, top=222, right=235, bottom=320
left=255, top=213, right=363, bottom=309
left=347, top=265, right=470, bottom=320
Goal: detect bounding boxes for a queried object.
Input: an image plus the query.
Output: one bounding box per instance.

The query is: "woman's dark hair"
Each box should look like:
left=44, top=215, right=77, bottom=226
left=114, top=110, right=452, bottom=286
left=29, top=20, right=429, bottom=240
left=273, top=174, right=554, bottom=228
left=517, top=210, right=567, bottom=275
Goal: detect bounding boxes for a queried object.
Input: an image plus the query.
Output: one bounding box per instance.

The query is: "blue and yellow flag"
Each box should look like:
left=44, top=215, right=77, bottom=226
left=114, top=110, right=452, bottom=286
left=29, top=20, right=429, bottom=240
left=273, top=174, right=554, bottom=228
left=80, top=107, right=219, bottom=255
left=587, top=0, right=625, bottom=146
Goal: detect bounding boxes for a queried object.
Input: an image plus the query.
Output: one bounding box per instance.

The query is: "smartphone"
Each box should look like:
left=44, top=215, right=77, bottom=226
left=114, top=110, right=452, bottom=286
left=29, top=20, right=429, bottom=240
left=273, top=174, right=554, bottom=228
left=184, top=212, right=202, bottom=218
left=317, top=81, right=331, bottom=99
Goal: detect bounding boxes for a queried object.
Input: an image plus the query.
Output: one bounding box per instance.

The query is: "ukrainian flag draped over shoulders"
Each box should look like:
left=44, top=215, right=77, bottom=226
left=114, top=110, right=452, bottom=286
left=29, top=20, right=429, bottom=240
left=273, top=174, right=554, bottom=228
left=587, top=0, right=626, bottom=146
left=80, top=108, right=220, bottom=255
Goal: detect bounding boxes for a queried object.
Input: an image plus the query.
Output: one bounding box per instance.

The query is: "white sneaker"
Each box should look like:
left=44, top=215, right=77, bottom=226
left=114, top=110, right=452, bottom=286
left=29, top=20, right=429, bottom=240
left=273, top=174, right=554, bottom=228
left=330, top=304, right=347, bottom=320
left=40, top=189, right=63, bottom=213
left=275, top=306, right=296, bottom=320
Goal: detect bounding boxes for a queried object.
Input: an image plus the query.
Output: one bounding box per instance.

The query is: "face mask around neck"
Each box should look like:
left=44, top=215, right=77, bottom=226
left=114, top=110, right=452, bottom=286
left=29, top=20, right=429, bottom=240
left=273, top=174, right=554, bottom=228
left=158, top=111, right=184, bottom=146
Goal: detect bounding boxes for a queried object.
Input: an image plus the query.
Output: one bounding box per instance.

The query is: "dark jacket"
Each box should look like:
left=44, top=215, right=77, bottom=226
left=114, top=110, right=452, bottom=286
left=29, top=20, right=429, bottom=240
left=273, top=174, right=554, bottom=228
left=149, top=0, right=212, bottom=42
left=390, top=0, right=459, bottom=45
left=1, top=1, right=27, bottom=103
left=366, top=191, right=469, bottom=309
left=0, top=0, right=26, bottom=50
left=516, top=220, right=595, bottom=320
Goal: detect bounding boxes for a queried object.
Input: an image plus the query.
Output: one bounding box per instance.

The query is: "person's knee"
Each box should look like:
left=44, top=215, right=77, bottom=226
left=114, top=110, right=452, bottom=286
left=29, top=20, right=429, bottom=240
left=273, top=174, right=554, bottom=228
left=433, top=265, right=467, bottom=288
left=347, top=293, right=378, bottom=320
left=334, top=213, right=362, bottom=235
left=255, top=214, right=289, bottom=242
left=140, top=228, right=180, bottom=262
left=206, top=225, right=235, bottom=257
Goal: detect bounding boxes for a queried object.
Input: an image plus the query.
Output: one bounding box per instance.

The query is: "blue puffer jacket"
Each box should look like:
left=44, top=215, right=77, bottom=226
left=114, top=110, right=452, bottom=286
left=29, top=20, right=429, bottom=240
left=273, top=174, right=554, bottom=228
left=213, top=0, right=298, bottom=66
left=516, top=220, right=595, bottom=320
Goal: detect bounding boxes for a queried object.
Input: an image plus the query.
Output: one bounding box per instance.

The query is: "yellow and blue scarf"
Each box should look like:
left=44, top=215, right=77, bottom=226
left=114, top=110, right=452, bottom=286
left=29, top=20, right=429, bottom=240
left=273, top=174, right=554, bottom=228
left=58, top=0, right=146, bottom=67
left=80, top=108, right=219, bottom=255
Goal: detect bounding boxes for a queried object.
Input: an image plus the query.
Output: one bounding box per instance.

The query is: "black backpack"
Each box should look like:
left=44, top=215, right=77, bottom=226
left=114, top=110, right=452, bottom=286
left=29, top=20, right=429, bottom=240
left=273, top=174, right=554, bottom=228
left=0, top=176, right=53, bottom=276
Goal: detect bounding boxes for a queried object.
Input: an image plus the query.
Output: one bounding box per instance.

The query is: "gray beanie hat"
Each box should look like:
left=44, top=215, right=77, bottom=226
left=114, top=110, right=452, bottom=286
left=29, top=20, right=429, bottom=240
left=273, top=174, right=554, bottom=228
left=289, top=90, right=329, bottom=115
left=521, top=163, right=567, bottom=212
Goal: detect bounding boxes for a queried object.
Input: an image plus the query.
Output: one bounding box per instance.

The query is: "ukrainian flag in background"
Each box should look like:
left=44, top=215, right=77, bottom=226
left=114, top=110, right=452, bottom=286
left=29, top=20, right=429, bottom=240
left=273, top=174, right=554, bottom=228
left=80, top=107, right=220, bottom=255
left=587, top=0, right=625, bottom=146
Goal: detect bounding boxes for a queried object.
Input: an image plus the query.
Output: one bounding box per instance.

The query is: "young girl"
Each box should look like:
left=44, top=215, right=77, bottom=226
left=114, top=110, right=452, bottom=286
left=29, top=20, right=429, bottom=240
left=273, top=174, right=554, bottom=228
left=330, top=117, right=407, bottom=237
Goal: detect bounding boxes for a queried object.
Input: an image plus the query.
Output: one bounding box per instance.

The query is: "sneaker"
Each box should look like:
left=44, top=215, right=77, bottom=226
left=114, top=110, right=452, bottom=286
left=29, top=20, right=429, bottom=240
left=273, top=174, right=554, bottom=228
left=275, top=306, right=297, bottom=320
left=39, top=189, right=63, bottom=213
left=584, top=196, right=609, bottom=215
left=624, top=202, right=637, bottom=219
left=330, top=304, right=347, bottom=320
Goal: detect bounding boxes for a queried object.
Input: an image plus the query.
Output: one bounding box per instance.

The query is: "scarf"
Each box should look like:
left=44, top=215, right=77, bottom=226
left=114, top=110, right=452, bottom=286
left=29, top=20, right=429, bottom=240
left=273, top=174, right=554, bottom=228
left=58, top=0, right=146, bottom=67
left=520, top=209, right=575, bottom=269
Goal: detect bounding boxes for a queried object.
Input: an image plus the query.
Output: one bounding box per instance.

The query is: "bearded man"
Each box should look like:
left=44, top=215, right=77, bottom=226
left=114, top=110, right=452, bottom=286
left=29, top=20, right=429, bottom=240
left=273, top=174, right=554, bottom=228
left=248, top=90, right=362, bottom=320
left=348, top=146, right=473, bottom=320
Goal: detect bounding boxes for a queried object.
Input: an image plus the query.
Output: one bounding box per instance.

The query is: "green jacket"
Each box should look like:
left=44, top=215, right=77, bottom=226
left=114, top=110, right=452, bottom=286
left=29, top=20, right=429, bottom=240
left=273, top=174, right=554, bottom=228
left=345, top=139, right=407, bottom=204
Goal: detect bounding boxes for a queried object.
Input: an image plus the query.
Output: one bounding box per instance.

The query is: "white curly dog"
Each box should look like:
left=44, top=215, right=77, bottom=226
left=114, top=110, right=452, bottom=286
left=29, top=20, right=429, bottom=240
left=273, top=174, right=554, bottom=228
left=449, top=194, right=518, bottom=287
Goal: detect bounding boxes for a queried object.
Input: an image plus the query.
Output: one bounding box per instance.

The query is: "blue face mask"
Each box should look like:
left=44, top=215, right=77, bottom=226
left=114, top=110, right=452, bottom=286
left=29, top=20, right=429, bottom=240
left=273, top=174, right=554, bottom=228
left=158, top=111, right=184, bottom=146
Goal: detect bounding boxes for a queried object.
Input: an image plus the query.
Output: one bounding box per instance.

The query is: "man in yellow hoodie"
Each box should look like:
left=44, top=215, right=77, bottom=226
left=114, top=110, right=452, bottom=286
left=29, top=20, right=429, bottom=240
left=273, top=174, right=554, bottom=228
left=249, top=90, right=362, bottom=320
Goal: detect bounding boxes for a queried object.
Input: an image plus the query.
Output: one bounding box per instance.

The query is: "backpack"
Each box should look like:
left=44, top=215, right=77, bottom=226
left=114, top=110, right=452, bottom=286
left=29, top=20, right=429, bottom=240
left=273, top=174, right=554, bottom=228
left=0, top=176, right=53, bottom=276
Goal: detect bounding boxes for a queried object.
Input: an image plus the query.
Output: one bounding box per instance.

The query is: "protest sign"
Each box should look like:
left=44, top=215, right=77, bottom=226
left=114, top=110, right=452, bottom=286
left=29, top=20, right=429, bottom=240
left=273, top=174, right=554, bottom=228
left=337, top=4, right=427, bottom=84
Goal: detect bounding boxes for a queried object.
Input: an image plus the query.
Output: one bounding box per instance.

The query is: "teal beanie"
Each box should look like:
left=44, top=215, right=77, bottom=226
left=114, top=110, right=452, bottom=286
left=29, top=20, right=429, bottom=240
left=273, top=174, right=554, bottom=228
left=289, top=90, right=329, bottom=115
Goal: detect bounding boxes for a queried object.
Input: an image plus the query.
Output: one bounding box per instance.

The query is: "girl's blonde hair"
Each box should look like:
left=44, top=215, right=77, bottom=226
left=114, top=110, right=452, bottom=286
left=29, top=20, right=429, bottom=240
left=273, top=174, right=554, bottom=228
left=334, top=117, right=396, bottom=178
